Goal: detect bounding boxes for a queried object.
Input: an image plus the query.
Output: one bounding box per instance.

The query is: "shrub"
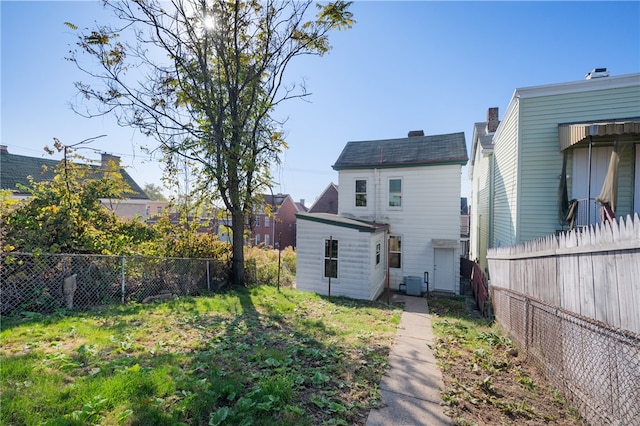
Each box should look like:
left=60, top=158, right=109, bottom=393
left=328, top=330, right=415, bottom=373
left=244, top=246, right=295, bottom=287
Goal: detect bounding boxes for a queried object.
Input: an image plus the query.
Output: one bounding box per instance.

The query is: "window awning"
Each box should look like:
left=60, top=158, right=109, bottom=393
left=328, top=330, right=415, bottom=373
left=558, top=119, right=640, bottom=151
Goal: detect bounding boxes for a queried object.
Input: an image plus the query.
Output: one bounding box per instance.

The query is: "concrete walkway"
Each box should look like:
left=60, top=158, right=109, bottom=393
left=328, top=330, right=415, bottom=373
left=366, top=294, right=451, bottom=426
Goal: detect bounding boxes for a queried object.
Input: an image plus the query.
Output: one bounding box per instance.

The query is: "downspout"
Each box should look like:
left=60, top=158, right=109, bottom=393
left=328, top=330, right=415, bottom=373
left=374, top=168, right=379, bottom=222
left=588, top=134, right=594, bottom=225
left=488, top=153, right=495, bottom=250
left=385, top=230, right=390, bottom=305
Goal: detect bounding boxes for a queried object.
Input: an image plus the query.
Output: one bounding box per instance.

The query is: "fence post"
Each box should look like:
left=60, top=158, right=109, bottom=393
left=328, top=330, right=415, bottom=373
left=524, top=297, right=531, bottom=352
left=207, top=260, right=210, bottom=291
left=121, top=255, right=125, bottom=304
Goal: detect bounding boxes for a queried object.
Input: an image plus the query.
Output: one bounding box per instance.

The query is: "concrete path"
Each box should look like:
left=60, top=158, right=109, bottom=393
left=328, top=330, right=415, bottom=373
left=366, top=294, right=451, bottom=426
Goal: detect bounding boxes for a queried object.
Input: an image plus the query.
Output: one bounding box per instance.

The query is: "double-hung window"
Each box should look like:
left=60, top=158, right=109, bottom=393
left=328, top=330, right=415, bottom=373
left=264, top=216, right=270, bottom=227
left=375, top=242, right=381, bottom=265
left=355, top=179, right=367, bottom=207
left=389, top=178, right=402, bottom=207
left=389, top=235, right=401, bottom=268
left=324, top=239, right=338, bottom=279
left=255, top=216, right=261, bottom=227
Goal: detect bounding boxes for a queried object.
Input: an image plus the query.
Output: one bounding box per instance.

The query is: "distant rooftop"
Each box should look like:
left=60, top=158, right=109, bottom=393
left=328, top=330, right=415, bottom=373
left=0, top=147, right=148, bottom=199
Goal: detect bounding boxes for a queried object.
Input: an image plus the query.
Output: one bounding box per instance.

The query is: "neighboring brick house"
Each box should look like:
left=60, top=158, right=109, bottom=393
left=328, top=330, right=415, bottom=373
left=308, top=182, right=339, bottom=214
left=250, top=193, right=307, bottom=249
left=0, top=146, right=165, bottom=220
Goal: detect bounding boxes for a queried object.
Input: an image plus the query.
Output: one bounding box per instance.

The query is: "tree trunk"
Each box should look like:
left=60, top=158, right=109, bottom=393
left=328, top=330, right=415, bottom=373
left=231, top=209, right=246, bottom=286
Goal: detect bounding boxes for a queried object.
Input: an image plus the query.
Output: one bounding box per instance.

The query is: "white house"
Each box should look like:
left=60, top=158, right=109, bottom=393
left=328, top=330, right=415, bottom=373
left=296, top=131, right=468, bottom=300
left=469, top=72, right=640, bottom=270
left=468, top=108, right=498, bottom=273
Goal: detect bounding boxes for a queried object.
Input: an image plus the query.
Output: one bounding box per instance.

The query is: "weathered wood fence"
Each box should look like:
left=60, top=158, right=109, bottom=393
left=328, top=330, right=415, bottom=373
left=488, top=213, right=640, bottom=334
left=487, top=214, right=640, bottom=425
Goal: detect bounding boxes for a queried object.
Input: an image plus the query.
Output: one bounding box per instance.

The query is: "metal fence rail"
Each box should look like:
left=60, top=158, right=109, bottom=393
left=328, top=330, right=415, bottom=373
left=492, top=286, right=640, bottom=425
left=1, top=252, right=229, bottom=316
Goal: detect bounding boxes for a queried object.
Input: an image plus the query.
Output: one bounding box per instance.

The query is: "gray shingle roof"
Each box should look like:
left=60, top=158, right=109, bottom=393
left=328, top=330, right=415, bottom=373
left=0, top=152, right=149, bottom=199
left=332, top=132, right=468, bottom=170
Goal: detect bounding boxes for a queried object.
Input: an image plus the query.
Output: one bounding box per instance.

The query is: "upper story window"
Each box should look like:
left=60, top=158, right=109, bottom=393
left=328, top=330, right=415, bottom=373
left=264, top=216, right=270, bottom=227
left=389, top=178, right=402, bottom=207
left=255, top=215, right=261, bottom=227
left=355, top=179, right=367, bottom=207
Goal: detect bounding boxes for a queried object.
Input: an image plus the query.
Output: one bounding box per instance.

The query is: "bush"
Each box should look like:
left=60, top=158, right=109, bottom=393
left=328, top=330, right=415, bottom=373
left=244, top=246, right=295, bottom=287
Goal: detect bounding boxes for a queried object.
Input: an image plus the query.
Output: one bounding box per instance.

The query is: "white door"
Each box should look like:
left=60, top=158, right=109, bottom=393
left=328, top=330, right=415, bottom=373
left=434, top=248, right=455, bottom=293
left=572, top=146, right=613, bottom=225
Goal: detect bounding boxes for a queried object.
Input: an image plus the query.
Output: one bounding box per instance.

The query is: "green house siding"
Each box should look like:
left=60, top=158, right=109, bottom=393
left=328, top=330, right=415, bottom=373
left=616, top=144, right=637, bottom=217
left=492, top=100, right=520, bottom=247
left=516, top=84, right=640, bottom=243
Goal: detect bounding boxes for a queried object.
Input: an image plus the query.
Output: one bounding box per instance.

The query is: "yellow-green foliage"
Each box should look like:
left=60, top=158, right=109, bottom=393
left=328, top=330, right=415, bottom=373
left=138, top=215, right=232, bottom=259
left=244, top=246, right=296, bottom=287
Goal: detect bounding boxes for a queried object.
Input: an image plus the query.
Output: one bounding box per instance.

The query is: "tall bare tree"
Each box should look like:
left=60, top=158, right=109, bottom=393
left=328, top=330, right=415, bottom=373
left=67, top=0, right=353, bottom=285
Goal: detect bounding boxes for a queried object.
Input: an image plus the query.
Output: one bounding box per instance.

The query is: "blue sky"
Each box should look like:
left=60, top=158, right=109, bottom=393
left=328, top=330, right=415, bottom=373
left=2, top=1, right=639, bottom=207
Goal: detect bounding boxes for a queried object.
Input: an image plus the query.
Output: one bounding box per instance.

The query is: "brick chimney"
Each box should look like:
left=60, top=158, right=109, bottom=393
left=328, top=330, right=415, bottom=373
left=0, top=145, right=8, bottom=154
left=408, top=130, right=424, bottom=137
left=487, top=107, right=499, bottom=133
left=101, top=153, right=121, bottom=170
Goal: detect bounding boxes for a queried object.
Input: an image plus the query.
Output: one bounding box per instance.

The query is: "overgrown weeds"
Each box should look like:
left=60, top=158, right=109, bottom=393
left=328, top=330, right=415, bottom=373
left=428, top=295, right=583, bottom=426
left=1, top=286, right=402, bottom=425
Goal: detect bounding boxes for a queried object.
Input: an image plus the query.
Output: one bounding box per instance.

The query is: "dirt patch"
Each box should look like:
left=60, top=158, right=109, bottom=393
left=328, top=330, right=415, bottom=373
left=429, top=296, right=584, bottom=426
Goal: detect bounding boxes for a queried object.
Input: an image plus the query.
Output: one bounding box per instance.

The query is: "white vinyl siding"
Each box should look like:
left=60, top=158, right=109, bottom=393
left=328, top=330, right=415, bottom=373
left=335, top=164, right=462, bottom=292
left=339, top=172, right=377, bottom=220
left=296, top=218, right=385, bottom=300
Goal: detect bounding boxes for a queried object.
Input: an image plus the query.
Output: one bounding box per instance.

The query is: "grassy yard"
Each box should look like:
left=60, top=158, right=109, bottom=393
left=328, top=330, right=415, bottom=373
left=1, top=286, right=402, bottom=426
left=428, top=296, right=583, bottom=426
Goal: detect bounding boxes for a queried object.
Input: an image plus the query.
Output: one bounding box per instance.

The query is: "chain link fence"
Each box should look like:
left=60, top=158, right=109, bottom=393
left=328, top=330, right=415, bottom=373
left=1, top=252, right=230, bottom=316
left=492, top=286, right=640, bottom=425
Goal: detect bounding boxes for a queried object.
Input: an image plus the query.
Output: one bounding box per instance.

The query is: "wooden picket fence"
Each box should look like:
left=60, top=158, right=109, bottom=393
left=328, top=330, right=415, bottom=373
left=487, top=213, right=640, bottom=334
left=487, top=214, right=640, bottom=425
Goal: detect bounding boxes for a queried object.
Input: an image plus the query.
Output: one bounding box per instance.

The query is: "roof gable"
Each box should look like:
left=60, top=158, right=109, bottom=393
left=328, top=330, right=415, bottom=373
left=332, top=132, right=468, bottom=170
left=308, top=182, right=338, bottom=214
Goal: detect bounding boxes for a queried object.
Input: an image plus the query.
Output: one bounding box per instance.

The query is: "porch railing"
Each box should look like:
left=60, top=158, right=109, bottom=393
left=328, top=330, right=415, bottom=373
left=569, top=197, right=602, bottom=228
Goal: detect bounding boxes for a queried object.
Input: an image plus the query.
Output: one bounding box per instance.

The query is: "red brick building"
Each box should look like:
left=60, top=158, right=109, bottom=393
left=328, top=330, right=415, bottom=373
left=250, top=193, right=307, bottom=249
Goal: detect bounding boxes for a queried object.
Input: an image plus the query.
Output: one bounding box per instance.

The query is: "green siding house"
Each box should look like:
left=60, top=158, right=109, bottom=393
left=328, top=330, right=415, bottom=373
left=471, top=72, right=640, bottom=268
